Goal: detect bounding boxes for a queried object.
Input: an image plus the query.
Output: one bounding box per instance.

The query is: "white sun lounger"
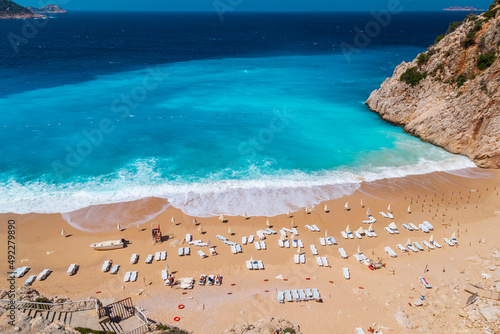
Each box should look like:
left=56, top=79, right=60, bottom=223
left=16, top=266, right=29, bottom=278
left=277, top=291, right=285, bottom=303
left=236, top=244, right=242, bottom=253
left=261, top=229, right=271, bottom=235
left=406, top=244, right=418, bottom=252
left=231, top=245, right=237, bottom=254
left=145, top=254, right=153, bottom=263
left=339, top=248, right=348, bottom=259
left=322, top=257, right=329, bottom=266
left=242, top=236, right=247, bottom=245
left=178, top=248, right=184, bottom=256
left=423, top=221, right=434, bottom=230
left=320, top=238, right=326, bottom=246
left=311, top=224, right=320, bottom=232
left=246, top=260, right=252, bottom=270
left=387, top=212, right=394, bottom=219
left=370, top=230, right=377, bottom=237
left=325, top=237, right=332, bottom=245
left=298, top=239, right=304, bottom=248
left=110, top=264, right=120, bottom=275
left=24, top=275, right=36, bottom=286
left=265, top=228, right=277, bottom=234
left=292, top=228, right=299, bottom=235
left=130, top=253, right=139, bottom=264
left=305, top=224, right=313, bottom=231
left=300, top=253, right=305, bottom=264
left=102, top=260, right=111, bottom=272
left=186, top=233, right=192, bottom=242
left=161, top=269, right=168, bottom=280
left=155, top=252, right=161, bottom=261
left=431, top=240, right=442, bottom=248
left=256, top=231, right=266, bottom=240
left=328, top=236, right=337, bottom=244
left=312, top=288, right=320, bottom=300
left=343, top=268, right=350, bottom=279
left=397, top=244, right=408, bottom=252
left=294, top=254, right=300, bottom=264
left=278, top=239, right=284, bottom=248
left=161, top=251, right=167, bottom=260
left=384, top=227, right=394, bottom=234
left=451, top=237, right=458, bottom=245
left=443, top=238, right=454, bottom=246
left=356, top=328, right=366, bottom=334
left=364, top=230, right=372, bottom=237
left=284, top=240, right=290, bottom=248
left=248, top=235, right=255, bottom=243
left=198, top=250, right=207, bottom=258
left=184, top=247, right=190, bottom=255
left=280, top=230, right=287, bottom=239
left=305, top=288, right=313, bottom=300
left=258, top=261, right=264, bottom=270
left=260, top=241, right=266, bottom=250
left=341, top=231, right=348, bottom=239
left=316, top=256, right=323, bottom=266
left=285, top=290, right=293, bottom=302
left=380, top=212, right=388, bottom=218
left=413, top=242, right=425, bottom=251
left=217, top=234, right=227, bottom=241
left=292, top=239, right=298, bottom=248
left=348, top=231, right=354, bottom=239
left=385, top=246, right=397, bottom=258
left=130, top=271, right=138, bottom=282
left=310, top=244, right=318, bottom=255
left=37, top=269, right=51, bottom=281
left=124, top=271, right=131, bottom=282
left=10, top=268, right=21, bottom=278
left=254, top=241, right=261, bottom=250
left=419, top=224, right=430, bottom=233
left=423, top=240, right=435, bottom=250
left=67, top=264, right=77, bottom=276
left=354, top=231, right=362, bottom=239
left=409, top=223, right=419, bottom=230
left=299, top=289, right=307, bottom=301
left=292, top=290, right=300, bottom=302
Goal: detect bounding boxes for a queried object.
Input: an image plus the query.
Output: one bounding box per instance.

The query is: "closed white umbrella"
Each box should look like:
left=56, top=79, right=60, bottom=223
left=407, top=238, right=411, bottom=245
left=171, top=216, right=175, bottom=223
left=287, top=209, right=291, bottom=217
left=387, top=204, right=391, bottom=212
left=360, top=198, right=363, bottom=207
left=117, top=223, right=121, bottom=231
left=356, top=226, right=364, bottom=235
left=346, top=225, right=350, bottom=233
left=325, top=230, right=328, bottom=237
left=219, top=215, right=225, bottom=221
left=297, top=247, right=301, bottom=254
left=305, top=206, right=309, bottom=213
left=266, top=219, right=270, bottom=226
left=198, top=225, right=203, bottom=234
left=324, top=204, right=328, bottom=212
left=369, top=223, right=373, bottom=232
left=228, top=227, right=232, bottom=235
left=61, top=228, right=65, bottom=236
left=207, top=239, right=211, bottom=247
left=408, top=205, right=411, bottom=213
left=192, top=218, right=197, bottom=225
left=357, top=245, right=361, bottom=253
left=429, top=234, right=434, bottom=243
left=344, top=202, right=349, bottom=210
left=243, top=211, right=247, bottom=218
left=165, top=264, right=169, bottom=276
left=290, top=220, right=294, bottom=228
left=366, top=208, right=371, bottom=216
left=136, top=221, right=141, bottom=230
left=451, top=231, right=456, bottom=239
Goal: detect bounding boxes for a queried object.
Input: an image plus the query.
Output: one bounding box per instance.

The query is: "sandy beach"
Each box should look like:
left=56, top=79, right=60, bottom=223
left=1, top=167, right=500, bottom=333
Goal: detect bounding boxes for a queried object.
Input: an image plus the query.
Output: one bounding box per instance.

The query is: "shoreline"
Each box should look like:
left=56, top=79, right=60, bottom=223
left=1, top=168, right=500, bottom=333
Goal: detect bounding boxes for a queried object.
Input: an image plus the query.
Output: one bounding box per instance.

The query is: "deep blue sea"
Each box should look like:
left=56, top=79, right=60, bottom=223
left=0, top=11, right=476, bottom=220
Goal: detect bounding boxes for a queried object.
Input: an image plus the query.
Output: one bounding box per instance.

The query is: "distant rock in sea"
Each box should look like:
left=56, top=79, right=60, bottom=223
left=366, top=1, right=500, bottom=168
left=0, top=0, right=45, bottom=19
left=28, top=4, right=67, bottom=14
left=443, top=6, right=483, bottom=11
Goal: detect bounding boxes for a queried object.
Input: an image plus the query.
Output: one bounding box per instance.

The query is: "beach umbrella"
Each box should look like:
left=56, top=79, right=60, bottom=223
left=207, top=239, right=211, bottom=247
left=369, top=223, right=373, bottom=232
left=360, top=198, right=364, bottom=207
left=165, top=264, right=169, bottom=275
left=61, top=228, right=65, bottom=236
left=136, top=221, right=141, bottom=230
left=407, top=238, right=411, bottom=245
left=171, top=216, right=175, bottom=223
left=356, top=226, right=364, bottom=235
left=228, top=227, right=232, bottom=235
left=387, top=204, right=391, bottom=212
left=198, top=225, right=203, bottom=234
left=389, top=222, right=397, bottom=230
left=305, top=206, right=309, bottom=213
left=346, top=225, right=350, bottom=233
left=366, top=208, right=371, bottom=216
left=250, top=256, right=254, bottom=262
left=297, top=247, right=301, bottom=254
left=287, top=209, right=291, bottom=217
left=324, top=204, right=328, bottom=212
left=219, top=215, right=225, bottom=221
left=451, top=231, right=456, bottom=239
left=357, top=245, right=361, bottom=254
left=266, top=219, right=270, bottom=226
left=408, top=205, right=411, bottom=213
left=193, top=218, right=197, bottom=225
left=290, top=220, right=294, bottom=228
left=325, top=230, right=328, bottom=237
left=429, top=234, right=434, bottom=243
left=344, top=202, right=349, bottom=210
left=117, top=223, right=121, bottom=231
left=243, top=211, right=247, bottom=218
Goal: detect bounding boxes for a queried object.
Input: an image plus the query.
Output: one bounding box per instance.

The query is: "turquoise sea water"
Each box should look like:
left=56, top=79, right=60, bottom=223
left=0, top=48, right=474, bottom=217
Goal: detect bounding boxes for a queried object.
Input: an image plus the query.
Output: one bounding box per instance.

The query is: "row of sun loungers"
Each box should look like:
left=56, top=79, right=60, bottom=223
left=278, top=239, right=290, bottom=248
left=338, top=248, right=348, bottom=259
left=320, top=237, right=337, bottom=245
left=231, top=244, right=243, bottom=254
left=293, top=253, right=306, bottom=264
left=385, top=246, right=397, bottom=258
left=379, top=211, right=394, bottom=219
left=123, top=271, right=138, bottom=282
left=362, top=216, right=377, bottom=224
left=278, top=288, right=321, bottom=303
left=305, top=224, right=320, bottom=232
left=364, top=230, right=377, bottom=237
left=254, top=241, right=267, bottom=250
left=246, top=260, right=264, bottom=270
left=315, top=256, right=329, bottom=267
left=178, top=247, right=191, bottom=256
left=10, top=266, right=30, bottom=278
left=110, top=264, right=120, bottom=274
left=310, top=244, right=318, bottom=255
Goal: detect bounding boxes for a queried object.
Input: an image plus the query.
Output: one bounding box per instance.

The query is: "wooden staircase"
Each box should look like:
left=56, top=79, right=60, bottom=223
left=21, top=308, right=73, bottom=325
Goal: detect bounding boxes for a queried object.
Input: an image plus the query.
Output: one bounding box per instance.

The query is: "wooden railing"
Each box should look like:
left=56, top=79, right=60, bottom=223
left=0, top=298, right=98, bottom=312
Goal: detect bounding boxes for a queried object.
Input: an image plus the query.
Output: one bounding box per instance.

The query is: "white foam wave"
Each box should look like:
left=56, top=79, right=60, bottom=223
left=0, top=153, right=475, bottom=218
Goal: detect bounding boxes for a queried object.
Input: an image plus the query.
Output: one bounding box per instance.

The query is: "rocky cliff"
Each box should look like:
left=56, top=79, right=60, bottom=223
left=0, top=0, right=44, bottom=19
left=28, top=4, right=67, bottom=14
left=366, top=1, right=500, bottom=168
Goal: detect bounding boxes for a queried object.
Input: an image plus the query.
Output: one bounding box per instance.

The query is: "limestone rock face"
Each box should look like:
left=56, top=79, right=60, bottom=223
left=223, top=317, right=302, bottom=334
left=366, top=5, right=500, bottom=168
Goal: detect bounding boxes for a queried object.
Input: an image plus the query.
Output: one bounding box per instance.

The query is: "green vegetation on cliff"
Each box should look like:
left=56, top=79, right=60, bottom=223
left=0, top=0, right=33, bottom=15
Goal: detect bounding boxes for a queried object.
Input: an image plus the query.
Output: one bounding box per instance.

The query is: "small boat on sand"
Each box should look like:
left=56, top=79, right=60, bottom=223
left=90, top=239, right=126, bottom=251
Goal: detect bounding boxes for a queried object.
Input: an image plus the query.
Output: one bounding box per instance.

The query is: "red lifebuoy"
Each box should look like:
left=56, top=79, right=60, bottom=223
left=178, top=304, right=185, bottom=310
left=174, top=316, right=180, bottom=322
